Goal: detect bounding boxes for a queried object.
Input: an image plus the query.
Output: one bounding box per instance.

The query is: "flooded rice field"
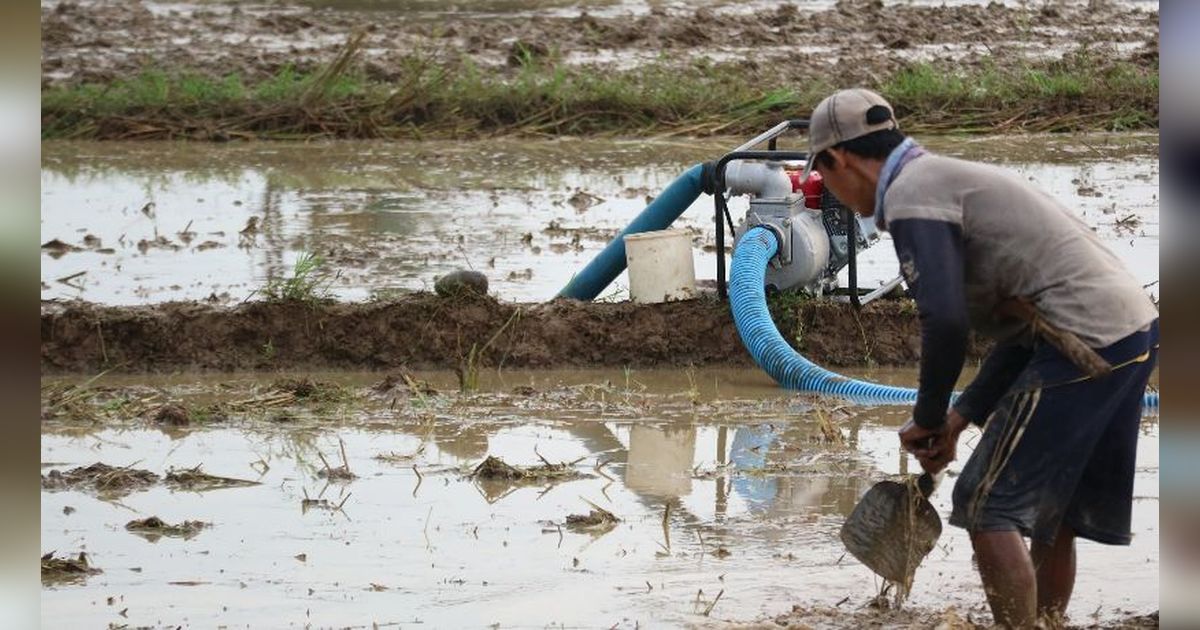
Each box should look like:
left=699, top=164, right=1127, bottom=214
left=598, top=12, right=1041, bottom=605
left=41, top=133, right=1160, bottom=305
left=40, top=0, right=1163, bottom=625
left=40, top=368, right=1159, bottom=627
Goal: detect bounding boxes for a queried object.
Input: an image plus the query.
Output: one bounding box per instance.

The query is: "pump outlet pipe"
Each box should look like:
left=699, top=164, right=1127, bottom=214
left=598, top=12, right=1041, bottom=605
left=558, top=164, right=705, bottom=301
left=730, top=226, right=1161, bottom=413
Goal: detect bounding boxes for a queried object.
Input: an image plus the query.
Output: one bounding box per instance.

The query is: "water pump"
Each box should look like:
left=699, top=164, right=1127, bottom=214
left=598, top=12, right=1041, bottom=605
left=706, top=120, right=903, bottom=306
left=555, top=120, right=1157, bottom=413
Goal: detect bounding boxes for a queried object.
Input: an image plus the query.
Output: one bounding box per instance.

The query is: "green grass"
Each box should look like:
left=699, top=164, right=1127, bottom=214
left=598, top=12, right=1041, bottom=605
left=879, top=54, right=1157, bottom=132
left=260, top=252, right=336, bottom=303
left=41, top=50, right=1157, bottom=140
left=767, top=289, right=816, bottom=352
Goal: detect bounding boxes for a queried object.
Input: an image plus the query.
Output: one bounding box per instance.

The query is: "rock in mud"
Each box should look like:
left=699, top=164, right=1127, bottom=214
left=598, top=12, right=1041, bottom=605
left=435, top=270, right=489, bottom=298
left=152, top=403, right=190, bottom=426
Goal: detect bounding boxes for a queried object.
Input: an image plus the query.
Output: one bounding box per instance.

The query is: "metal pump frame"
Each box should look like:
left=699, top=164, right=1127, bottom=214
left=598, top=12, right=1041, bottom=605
left=710, top=120, right=863, bottom=308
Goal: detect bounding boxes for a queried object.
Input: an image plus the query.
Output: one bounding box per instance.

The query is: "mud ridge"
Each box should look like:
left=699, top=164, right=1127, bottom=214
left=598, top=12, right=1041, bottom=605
left=41, top=294, right=988, bottom=374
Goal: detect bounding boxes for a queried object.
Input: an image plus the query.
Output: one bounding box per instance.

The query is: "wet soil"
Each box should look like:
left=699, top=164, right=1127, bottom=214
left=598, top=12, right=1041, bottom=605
left=164, top=465, right=261, bottom=491
left=41, top=460, right=260, bottom=496
left=41, top=0, right=1158, bottom=90
left=473, top=454, right=588, bottom=482
left=150, top=402, right=194, bottom=426
left=39, top=373, right=1160, bottom=627
left=759, top=604, right=1159, bottom=629
left=564, top=506, right=621, bottom=531
left=125, top=516, right=210, bottom=541
left=41, top=462, right=161, bottom=497
left=40, top=293, right=990, bottom=374
left=40, top=551, right=102, bottom=585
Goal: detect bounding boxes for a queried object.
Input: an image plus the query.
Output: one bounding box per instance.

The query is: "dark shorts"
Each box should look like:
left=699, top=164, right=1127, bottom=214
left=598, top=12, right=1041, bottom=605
left=949, top=319, right=1158, bottom=546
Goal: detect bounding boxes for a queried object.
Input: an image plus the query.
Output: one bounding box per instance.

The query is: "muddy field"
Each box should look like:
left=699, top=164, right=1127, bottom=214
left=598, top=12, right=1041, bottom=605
left=39, top=1, right=1162, bottom=626
left=40, top=0, right=1160, bottom=139
left=39, top=371, right=1160, bottom=627
left=41, top=0, right=1158, bottom=88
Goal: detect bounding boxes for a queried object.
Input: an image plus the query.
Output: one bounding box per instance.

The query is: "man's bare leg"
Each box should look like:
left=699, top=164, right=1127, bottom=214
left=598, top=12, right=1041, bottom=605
left=971, top=530, right=1037, bottom=628
left=1031, top=525, right=1076, bottom=624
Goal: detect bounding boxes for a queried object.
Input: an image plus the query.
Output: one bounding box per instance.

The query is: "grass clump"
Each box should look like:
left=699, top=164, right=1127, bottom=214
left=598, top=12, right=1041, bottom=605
left=768, top=289, right=816, bottom=351
left=261, top=252, right=336, bottom=303
left=457, top=308, right=521, bottom=392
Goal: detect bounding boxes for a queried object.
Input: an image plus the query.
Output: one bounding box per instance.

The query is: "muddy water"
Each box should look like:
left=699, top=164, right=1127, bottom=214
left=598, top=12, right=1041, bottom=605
left=40, top=369, right=1158, bottom=627
left=41, top=133, right=1160, bottom=306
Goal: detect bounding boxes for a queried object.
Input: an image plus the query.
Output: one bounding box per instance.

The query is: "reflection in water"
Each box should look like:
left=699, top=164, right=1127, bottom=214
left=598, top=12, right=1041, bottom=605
left=565, top=413, right=871, bottom=522
left=729, top=424, right=779, bottom=511
left=432, top=418, right=490, bottom=461
left=625, top=424, right=695, bottom=498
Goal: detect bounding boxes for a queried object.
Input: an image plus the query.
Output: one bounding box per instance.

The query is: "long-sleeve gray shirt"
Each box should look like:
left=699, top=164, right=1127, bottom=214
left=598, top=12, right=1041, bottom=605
left=879, top=152, right=1158, bottom=429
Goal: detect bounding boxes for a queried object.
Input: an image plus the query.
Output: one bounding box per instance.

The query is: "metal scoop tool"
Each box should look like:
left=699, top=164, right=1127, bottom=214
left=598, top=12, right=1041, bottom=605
left=840, top=470, right=944, bottom=584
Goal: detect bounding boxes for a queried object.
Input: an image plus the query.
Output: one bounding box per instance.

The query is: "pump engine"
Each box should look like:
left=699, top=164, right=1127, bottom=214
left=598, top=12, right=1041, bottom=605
left=725, top=160, right=882, bottom=295
left=707, top=121, right=903, bottom=306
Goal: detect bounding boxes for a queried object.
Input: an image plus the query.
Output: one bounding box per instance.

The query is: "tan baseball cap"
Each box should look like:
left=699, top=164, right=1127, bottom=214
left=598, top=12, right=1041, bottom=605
left=805, top=88, right=898, bottom=171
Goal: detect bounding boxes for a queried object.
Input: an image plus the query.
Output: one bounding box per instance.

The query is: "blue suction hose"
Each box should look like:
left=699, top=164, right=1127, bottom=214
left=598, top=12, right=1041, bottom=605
left=730, top=226, right=1160, bottom=413
left=558, top=164, right=704, bottom=300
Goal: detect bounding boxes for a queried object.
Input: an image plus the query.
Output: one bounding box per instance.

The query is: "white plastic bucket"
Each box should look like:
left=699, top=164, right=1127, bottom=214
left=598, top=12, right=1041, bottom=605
left=623, top=228, right=696, bottom=303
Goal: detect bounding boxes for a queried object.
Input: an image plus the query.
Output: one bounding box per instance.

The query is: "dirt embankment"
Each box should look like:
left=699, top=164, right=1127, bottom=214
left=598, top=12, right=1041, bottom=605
left=40, top=294, right=989, bottom=374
